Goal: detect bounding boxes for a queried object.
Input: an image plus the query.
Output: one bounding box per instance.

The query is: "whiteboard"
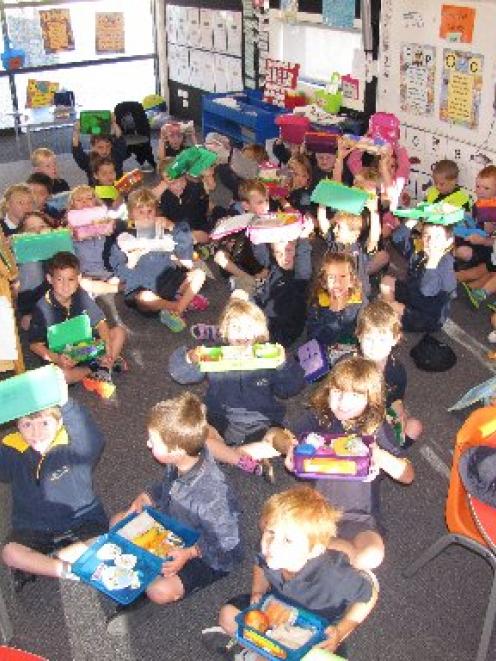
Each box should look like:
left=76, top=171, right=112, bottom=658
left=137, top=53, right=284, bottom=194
left=378, top=0, right=496, bottom=196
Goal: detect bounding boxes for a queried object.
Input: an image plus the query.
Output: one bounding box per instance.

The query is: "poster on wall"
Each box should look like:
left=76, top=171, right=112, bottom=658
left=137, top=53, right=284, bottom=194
left=439, top=5, right=476, bottom=44
left=400, top=44, right=436, bottom=116
left=322, top=0, right=355, bottom=29
left=95, top=13, right=125, bottom=54
left=26, top=79, right=59, bottom=108
left=263, top=59, right=299, bottom=107
left=39, top=9, right=74, bottom=53
left=440, top=49, right=483, bottom=129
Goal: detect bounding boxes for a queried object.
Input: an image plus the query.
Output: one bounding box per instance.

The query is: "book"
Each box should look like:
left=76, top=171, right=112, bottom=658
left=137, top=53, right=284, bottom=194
left=72, top=508, right=198, bottom=604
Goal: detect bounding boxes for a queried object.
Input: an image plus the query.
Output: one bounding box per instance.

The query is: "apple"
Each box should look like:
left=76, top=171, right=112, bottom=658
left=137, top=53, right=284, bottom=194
left=244, top=609, right=270, bottom=633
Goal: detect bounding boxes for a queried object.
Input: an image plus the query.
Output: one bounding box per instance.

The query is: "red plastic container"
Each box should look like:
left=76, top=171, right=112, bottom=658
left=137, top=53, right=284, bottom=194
left=275, top=114, right=310, bottom=145
left=284, top=91, right=307, bottom=110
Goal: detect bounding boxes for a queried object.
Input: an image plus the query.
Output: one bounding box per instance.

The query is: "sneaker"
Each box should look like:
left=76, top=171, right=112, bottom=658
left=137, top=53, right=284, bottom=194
left=186, top=294, right=209, bottom=312
left=159, top=309, right=186, bottom=332
left=488, top=330, right=496, bottom=344
left=201, top=626, right=243, bottom=657
left=82, top=373, right=116, bottom=399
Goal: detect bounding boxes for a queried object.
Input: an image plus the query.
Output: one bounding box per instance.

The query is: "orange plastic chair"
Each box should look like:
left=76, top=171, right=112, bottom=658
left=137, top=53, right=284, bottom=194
left=404, top=406, right=496, bottom=661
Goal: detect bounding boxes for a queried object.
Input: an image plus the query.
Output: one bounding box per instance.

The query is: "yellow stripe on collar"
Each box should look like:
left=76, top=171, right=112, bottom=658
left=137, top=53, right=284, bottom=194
left=2, top=426, right=69, bottom=453
left=318, top=289, right=362, bottom=307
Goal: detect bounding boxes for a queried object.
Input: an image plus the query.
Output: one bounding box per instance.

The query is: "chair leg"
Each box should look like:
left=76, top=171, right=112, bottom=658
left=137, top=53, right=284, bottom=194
left=403, top=534, right=456, bottom=578
left=476, top=570, right=496, bottom=661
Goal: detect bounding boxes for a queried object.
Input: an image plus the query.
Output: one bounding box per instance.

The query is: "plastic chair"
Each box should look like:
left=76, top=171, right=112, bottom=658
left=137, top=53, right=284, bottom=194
left=404, top=407, right=496, bottom=661
left=114, top=101, right=156, bottom=169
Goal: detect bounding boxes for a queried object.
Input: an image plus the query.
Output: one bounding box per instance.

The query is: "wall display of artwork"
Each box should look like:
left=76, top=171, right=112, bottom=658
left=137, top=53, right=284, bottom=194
left=95, top=12, right=125, bottom=54
left=439, top=49, right=483, bottom=129
left=39, top=9, right=75, bottom=53
left=400, top=43, right=436, bottom=116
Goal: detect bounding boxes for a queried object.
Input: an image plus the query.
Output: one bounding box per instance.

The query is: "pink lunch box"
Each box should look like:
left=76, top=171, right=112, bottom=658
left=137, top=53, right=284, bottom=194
left=67, top=207, right=114, bottom=241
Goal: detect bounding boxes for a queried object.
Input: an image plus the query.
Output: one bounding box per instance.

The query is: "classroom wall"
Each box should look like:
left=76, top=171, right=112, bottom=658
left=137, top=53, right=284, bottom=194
left=378, top=0, right=496, bottom=200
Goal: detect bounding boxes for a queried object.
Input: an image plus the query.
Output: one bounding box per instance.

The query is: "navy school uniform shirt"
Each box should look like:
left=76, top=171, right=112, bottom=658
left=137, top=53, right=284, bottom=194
left=29, top=287, right=105, bottom=345
left=384, top=354, right=407, bottom=408
left=256, top=549, right=373, bottom=625
left=168, top=347, right=306, bottom=445
left=146, top=448, right=242, bottom=573
left=72, top=137, right=128, bottom=186
left=253, top=239, right=312, bottom=347
left=109, top=223, right=193, bottom=296
left=17, top=260, right=49, bottom=316
left=291, top=411, right=405, bottom=527
left=0, top=398, right=107, bottom=534
left=307, top=290, right=367, bottom=347
left=159, top=181, right=209, bottom=232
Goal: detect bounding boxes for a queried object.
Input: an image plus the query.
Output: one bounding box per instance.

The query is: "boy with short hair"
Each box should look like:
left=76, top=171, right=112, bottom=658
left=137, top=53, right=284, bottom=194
left=31, top=147, right=70, bottom=195
left=205, top=485, right=377, bottom=657
left=26, top=172, right=53, bottom=213
left=381, top=222, right=456, bottom=332
left=107, top=392, right=241, bottom=635
left=0, top=392, right=108, bottom=591
left=425, top=159, right=471, bottom=210
left=29, top=251, right=127, bottom=383
left=91, top=157, right=123, bottom=209
left=72, top=118, right=127, bottom=186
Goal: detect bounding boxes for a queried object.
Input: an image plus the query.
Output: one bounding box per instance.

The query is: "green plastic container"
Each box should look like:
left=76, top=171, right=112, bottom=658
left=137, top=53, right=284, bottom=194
left=0, top=365, right=67, bottom=425
left=314, top=89, right=342, bottom=114
left=311, top=180, right=369, bottom=215
left=11, top=229, right=74, bottom=264
left=95, top=185, right=118, bottom=201
left=166, top=146, right=217, bottom=179
left=394, top=202, right=464, bottom=226
left=47, top=314, right=92, bottom=353
left=79, top=110, right=111, bottom=136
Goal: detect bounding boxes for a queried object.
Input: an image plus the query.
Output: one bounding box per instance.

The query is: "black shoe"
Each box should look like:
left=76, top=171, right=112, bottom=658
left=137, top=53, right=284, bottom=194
left=12, top=569, right=37, bottom=594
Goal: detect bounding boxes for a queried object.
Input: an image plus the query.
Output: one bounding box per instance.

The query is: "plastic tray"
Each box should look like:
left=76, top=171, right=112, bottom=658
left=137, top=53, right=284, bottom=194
left=72, top=507, right=198, bottom=605
left=95, top=185, right=119, bottom=201
left=294, top=432, right=374, bottom=480
left=394, top=202, right=464, bottom=226
left=247, top=212, right=303, bottom=245
left=0, top=365, right=67, bottom=425
left=236, top=594, right=326, bottom=661
left=210, top=213, right=254, bottom=241
left=275, top=114, right=310, bottom=145
left=11, top=229, right=74, bottom=264
left=311, top=180, right=369, bottom=215
left=115, top=169, right=143, bottom=194
left=198, top=343, right=285, bottom=372
left=304, top=131, right=339, bottom=153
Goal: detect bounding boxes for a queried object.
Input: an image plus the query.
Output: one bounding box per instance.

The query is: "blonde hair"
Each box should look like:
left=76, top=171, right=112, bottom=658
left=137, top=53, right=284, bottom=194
left=18, top=406, right=62, bottom=424
left=311, top=356, right=385, bottom=435
left=128, top=187, right=158, bottom=214
left=239, top=179, right=268, bottom=202
left=68, top=185, right=99, bottom=210
left=148, top=392, right=208, bottom=457
left=31, top=147, right=55, bottom=168
left=311, top=252, right=362, bottom=304
left=0, top=184, right=33, bottom=218
left=261, top=486, right=341, bottom=548
left=334, top=211, right=364, bottom=236
left=242, top=143, right=269, bottom=164
left=218, top=297, right=270, bottom=344
left=356, top=300, right=402, bottom=341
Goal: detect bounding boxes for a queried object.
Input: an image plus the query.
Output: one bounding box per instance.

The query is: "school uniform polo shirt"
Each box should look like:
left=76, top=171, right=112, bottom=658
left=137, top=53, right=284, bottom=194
left=256, top=549, right=373, bottom=624
left=29, top=287, right=105, bottom=345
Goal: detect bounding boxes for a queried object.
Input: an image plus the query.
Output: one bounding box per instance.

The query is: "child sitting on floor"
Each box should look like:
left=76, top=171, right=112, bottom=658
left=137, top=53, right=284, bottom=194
left=356, top=300, right=423, bottom=447
left=91, top=157, right=124, bottom=210
left=169, top=296, right=306, bottom=467
left=157, top=121, right=191, bottom=159
left=425, top=159, right=471, bottom=210
left=285, top=153, right=316, bottom=217
left=307, top=252, right=367, bottom=347
left=382, top=221, right=456, bottom=332
left=106, top=392, right=241, bottom=636
left=0, top=387, right=108, bottom=592
left=204, top=485, right=377, bottom=657
left=16, top=211, right=54, bottom=330
left=29, top=251, right=127, bottom=384
left=31, top=147, right=70, bottom=195
left=72, top=117, right=127, bottom=186
left=287, top=356, right=414, bottom=570
left=0, top=183, right=34, bottom=236
left=110, top=188, right=206, bottom=332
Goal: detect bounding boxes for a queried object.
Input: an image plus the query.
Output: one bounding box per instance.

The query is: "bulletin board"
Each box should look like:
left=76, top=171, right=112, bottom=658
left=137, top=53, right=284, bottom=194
left=164, top=0, right=243, bottom=124
left=378, top=0, right=496, bottom=198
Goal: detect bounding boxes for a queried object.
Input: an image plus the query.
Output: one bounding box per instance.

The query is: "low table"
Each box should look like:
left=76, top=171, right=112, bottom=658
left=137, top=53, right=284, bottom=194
left=12, top=107, right=77, bottom=155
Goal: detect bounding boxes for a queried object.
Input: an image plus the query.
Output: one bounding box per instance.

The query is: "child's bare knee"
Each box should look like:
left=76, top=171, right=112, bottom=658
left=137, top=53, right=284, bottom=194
left=146, top=578, right=183, bottom=605
left=405, top=417, right=423, bottom=440
left=219, top=604, right=238, bottom=636
left=2, top=542, right=20, bottom=567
